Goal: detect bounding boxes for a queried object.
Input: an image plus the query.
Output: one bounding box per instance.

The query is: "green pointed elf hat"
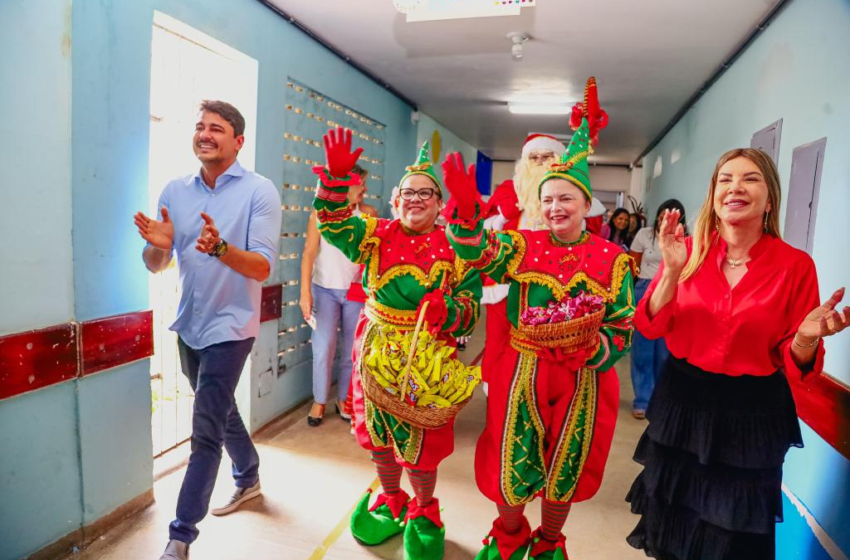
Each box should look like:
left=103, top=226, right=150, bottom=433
left=538, top=118, right=593, bottom=200
left=399, top=142, right=443, bottom=194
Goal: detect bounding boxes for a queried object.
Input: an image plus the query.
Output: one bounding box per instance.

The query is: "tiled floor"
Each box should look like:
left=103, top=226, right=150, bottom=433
left=74, top=326, right=648, bottom=560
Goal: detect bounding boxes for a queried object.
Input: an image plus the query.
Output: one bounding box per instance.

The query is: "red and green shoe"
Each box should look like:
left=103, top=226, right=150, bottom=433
left=474, top=516, right=531, bottom=560
left=528, top=528, right=569, bottom=560
left=350, top=488, right=410, bottom=546
left=403, top=498, right=445, bottom=560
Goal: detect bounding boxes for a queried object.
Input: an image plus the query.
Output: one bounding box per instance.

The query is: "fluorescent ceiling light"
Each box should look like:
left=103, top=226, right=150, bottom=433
left=508, top=103, right=573, bottom=115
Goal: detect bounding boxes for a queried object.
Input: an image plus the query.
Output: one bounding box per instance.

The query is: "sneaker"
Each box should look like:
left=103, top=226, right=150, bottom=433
left=159, top=540, right=189, bottom=560
left=210, top=481, right=262, bottom=516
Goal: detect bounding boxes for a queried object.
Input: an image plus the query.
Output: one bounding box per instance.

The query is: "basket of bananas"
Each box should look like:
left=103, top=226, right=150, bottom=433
left=361, top=304, right=481, bottom=429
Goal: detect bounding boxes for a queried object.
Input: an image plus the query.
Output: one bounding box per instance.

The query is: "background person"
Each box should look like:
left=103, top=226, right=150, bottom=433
left=300, top=164, right=377, bottom=426
left=627, top=199, right=687, bottom=419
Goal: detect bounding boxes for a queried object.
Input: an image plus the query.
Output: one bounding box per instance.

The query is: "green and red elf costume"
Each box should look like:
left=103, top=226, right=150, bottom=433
left=312, top=128, right=482, bottom=560
left=443, top=119, right=635, bottom=560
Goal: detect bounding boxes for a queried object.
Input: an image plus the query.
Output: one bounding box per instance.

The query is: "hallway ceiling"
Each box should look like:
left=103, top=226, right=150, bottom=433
left=267, top=0, right=781, bottom=164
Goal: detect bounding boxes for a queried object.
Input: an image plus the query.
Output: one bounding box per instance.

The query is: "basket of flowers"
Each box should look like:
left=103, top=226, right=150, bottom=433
left=516, top=292, right=605, bottom=352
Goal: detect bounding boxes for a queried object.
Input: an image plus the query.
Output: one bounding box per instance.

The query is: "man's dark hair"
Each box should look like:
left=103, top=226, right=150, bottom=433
left=351, top=164, right=368, bottom=179
left=199, top=100, right=245, bottom=137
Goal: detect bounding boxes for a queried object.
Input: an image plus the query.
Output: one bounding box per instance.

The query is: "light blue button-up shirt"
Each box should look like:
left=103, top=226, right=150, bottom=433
left=152, top=160, right=282, bottom=349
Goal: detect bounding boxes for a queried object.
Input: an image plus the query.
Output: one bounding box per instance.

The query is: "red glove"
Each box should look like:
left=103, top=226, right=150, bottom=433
left=419, top=290, right=449, bottom=335
left=441, top=152, right=479, bottom=221
left=323, top=126, right=364, bottom=179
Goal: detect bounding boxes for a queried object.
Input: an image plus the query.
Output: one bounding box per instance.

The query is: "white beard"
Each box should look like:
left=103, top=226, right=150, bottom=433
left=514, top=161, right=548, bottom=230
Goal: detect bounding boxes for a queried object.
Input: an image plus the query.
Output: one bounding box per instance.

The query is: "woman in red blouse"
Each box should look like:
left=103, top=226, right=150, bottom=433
left=626, top=148, right=849, bottom=560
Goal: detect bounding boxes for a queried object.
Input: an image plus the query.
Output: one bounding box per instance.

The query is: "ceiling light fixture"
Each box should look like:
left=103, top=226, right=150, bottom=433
left=508, top=103, right=573, bottom=115
left=507, top=32, right=530, bottom=61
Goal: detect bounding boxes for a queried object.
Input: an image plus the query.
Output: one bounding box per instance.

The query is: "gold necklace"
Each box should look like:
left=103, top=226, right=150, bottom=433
left=725, top=254, right=748, bottom=268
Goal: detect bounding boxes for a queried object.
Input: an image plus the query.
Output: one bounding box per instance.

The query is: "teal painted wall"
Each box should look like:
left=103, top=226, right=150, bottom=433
left=640, top=0, right=850, bottom=556
left=77, top=364, right=154, bottom=525
left=0, top=2, right=79, bottom=558
left=0, top=384, right=82, bottom=560
left=0, top=0, right=74, bottom=335
left=416, top=112, right=479, bottom=171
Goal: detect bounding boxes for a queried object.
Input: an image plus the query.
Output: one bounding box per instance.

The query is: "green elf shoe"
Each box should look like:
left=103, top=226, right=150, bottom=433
left=528, top=528, right=569, bottom=560
left=403, top=498, right=445, bottom=560
left=474, top=516, right=532, bottom=560
left=350, top=488, right=410, bottom=546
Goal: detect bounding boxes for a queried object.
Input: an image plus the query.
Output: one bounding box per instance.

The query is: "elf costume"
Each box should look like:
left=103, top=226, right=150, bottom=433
left=313, top=128, right=481, bottom=560
left=444, top=119, right=634, bottom=560
left=481, top=78, right=610, bottom=391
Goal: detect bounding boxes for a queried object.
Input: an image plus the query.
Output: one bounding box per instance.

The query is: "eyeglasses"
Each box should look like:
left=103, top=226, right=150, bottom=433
left=528, top=152, right=555, bottom=164
left=399, top=187, right=438, bottom=201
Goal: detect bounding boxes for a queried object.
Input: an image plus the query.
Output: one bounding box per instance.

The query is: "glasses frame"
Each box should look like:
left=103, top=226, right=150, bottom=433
left=398, top=187, right=438, bottom=201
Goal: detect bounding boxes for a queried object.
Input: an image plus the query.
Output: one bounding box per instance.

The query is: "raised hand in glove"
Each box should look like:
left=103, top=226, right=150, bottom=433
left=441, top=152, right=479, bottom=221
left=418, top=289, right=449, bottom=335
left=323, top=126, right=364, bottom=179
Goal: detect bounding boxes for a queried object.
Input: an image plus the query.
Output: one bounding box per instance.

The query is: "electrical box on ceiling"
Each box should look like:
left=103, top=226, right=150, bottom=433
left=395, top=0, right=537, bottom=23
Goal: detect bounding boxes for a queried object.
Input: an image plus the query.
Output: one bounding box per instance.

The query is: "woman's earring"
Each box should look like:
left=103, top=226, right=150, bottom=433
left=764, top=210, right=770, bottom=233
left=714, top=216, right=720, bottom=232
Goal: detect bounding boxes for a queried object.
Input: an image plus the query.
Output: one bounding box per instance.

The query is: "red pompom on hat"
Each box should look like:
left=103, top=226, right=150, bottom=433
left=521, top=133, right=566, bottom=160
left=570, top=77, right=609, bottom=147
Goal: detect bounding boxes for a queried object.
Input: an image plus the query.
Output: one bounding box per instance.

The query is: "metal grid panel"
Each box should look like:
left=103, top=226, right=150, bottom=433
left=277, top=78, right=387, bottom=374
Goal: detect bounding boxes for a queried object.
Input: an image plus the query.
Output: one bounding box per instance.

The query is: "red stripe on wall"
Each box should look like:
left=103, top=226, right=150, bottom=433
left=0, top=324, right=79, bottom=400
left=0, top=311, right=154, bottom=401
left=788, top=372, right=850, bottom=462
left=81, top=311, right=154, bottom=376
left=260, top=284, right=282, bottom=323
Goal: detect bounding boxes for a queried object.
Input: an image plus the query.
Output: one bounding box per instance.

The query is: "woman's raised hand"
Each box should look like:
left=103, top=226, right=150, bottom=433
left=441, top=152, right=478, bottom=220
left=797, top=287, right=850, bottom=344
left=658, top=209, right=687, bottom=276
left=323, top=126, right=364, bottom=179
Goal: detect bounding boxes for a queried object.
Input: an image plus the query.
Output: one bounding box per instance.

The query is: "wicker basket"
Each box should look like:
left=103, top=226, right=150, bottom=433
left=516, top=308, right=605, bottom=352
left=360, top=365, right=471, bottom=430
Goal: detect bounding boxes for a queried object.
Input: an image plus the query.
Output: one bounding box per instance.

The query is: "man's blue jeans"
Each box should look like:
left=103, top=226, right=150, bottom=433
left=629, top=278, right=669, bottom=411
left=311, top=283, right=363, bottom=404
left=169, top=337, right=260, bottom=544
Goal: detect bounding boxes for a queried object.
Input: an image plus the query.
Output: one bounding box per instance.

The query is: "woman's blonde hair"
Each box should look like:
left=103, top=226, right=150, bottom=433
left=680, top=148, right=782, bottom=281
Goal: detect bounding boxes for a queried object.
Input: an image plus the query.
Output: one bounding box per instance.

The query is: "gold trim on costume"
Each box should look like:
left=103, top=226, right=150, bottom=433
left=364, top=299, right=419, bottom=328
left=500, top=352, right=547, bottom=506
left=545, top=367, right=598, bottom=502
left=510, top=251, right=632, bottom=303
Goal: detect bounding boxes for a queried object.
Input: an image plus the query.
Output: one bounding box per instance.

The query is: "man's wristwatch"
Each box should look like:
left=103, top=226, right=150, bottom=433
left=208, top=239, right=229, bottom=258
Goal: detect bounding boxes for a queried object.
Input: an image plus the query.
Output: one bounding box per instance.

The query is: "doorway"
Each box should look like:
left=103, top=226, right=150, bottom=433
left=148, top=11, right=258, bottom=457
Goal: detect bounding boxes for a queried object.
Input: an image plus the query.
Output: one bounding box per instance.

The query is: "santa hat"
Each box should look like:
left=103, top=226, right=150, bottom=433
left=399, top=142, right=443, bottom=194
left=538, top=118, right=593, bottom=200
left=521, top=133, right=566, bottom=160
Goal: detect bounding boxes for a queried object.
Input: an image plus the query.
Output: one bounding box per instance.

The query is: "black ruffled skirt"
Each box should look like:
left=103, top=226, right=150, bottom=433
left=625, top=356, right=803, bottom=560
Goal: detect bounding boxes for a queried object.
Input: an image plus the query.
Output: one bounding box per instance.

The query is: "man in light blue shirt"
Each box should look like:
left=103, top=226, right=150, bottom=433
left=134, top=100, right=281, bottom=560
